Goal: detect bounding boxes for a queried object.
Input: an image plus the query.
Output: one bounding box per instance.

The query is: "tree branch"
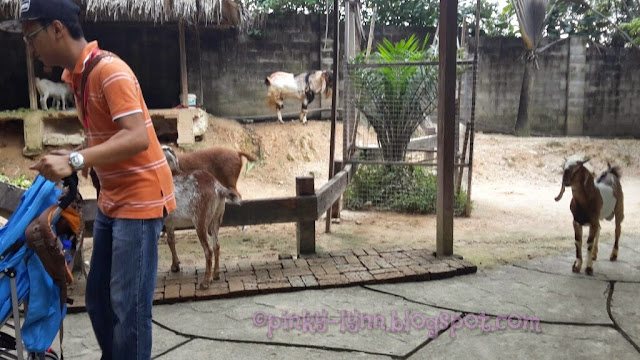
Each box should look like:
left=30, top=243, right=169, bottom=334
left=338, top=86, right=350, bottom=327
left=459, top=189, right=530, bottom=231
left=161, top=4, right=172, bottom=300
left=536, top=37, right=567, bottom=53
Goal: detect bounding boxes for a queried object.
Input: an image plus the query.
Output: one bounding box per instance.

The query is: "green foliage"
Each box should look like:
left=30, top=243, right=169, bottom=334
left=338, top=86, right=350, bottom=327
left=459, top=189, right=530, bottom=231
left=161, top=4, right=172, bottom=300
left=351, top=34, right=440, bottom=162
left=361, top=0, right=439, bottom=27
left=460, top=0, right=518, bottom=37
left=544, top=0, right=639, bottom=46
left=243, top=0, right=504, bottom=33
left=482, top=3, right=518, bottom=36
left=621, top=17, right=640, bottom=45
left=244, top=0, right=327, bottom=14
left=0, top=174, right=32, bottom=189
left=345, top=165, right=468, bottom=215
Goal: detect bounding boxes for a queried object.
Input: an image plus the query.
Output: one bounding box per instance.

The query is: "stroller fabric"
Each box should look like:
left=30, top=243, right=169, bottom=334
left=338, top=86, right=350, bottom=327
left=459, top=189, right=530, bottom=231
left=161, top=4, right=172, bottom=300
left=0, top=175, right=69, bottom=352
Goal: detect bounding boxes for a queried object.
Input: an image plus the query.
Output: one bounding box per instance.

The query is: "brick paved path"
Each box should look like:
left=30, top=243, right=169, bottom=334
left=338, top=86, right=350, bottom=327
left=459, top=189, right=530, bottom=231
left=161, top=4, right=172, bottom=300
left=67, top=247, right=476, bottom=312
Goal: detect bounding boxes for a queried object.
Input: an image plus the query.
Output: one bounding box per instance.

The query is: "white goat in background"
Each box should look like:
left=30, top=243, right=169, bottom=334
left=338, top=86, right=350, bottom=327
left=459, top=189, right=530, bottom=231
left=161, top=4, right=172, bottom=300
left=35, top=77, right=74, bottom=111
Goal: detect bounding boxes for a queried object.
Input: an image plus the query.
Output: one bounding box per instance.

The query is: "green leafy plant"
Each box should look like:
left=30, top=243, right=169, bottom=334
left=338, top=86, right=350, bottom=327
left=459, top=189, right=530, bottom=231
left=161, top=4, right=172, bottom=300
left=351, top=34, right=439, bottom=162
left=0, top=174, right=32, bottom=189
left=621, top=18, right=640, bottom=45
left=345, top=165, right=468, bottom=215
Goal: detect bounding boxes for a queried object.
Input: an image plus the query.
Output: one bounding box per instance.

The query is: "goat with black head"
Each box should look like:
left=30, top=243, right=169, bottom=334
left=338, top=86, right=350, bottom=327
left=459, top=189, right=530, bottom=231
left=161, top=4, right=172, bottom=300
left=264, top=70, right=333, bottom=125
left=555, top=154, right=624, bottom=275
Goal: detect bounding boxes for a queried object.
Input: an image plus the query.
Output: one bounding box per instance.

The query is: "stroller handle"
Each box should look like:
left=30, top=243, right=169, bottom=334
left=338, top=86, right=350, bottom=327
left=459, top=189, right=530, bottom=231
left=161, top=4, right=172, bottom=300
left=59, top=173, right=79, bottom=211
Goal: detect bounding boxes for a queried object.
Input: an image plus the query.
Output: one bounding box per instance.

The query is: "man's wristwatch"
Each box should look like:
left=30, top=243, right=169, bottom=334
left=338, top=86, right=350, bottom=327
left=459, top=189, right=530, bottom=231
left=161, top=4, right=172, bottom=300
left=69, top=152, right=85, bottom=172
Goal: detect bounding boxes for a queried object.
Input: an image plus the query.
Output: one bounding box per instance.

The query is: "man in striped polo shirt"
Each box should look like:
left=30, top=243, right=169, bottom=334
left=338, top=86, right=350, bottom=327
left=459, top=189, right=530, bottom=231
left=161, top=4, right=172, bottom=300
left=21, top=0, right=176, bottom=359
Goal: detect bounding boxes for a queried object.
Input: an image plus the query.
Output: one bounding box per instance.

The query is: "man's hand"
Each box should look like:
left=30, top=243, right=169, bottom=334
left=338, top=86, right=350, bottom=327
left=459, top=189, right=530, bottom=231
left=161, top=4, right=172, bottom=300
left=30, top=149, right=73, bottom=182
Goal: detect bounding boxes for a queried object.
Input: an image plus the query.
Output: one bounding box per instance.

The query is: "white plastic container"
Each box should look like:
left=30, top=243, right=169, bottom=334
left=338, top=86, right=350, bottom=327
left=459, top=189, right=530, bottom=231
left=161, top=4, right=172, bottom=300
left=187, top=93, right=197, bottom=108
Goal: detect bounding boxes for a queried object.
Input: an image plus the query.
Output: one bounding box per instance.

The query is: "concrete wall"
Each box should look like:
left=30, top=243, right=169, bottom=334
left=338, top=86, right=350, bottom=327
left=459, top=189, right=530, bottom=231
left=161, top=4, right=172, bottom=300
left=192, top=14, right=329, bottom=117
left=2, top=17, right=639, bottom=138
left=583, top=45, right=640, bottom=137
left=461, top=36, right=640, bottom=137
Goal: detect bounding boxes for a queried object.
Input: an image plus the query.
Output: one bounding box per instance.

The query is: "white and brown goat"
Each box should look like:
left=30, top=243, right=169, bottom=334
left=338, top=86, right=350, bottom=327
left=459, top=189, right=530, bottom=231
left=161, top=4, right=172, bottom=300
left=264, top=70, right=333, bottom=125
left=162, top=146, right=240, bottom=289
left=555, top=155, right=624, bottom=275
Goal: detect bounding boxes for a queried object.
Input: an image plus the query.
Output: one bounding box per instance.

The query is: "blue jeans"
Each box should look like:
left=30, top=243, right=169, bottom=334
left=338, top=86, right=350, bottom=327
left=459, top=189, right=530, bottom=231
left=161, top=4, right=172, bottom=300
left=86, top=209, right=164, bottom=360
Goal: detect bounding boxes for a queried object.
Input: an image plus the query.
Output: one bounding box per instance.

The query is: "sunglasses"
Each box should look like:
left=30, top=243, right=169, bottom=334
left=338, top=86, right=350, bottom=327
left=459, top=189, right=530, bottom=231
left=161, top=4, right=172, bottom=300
left=23, top=24, right=49, bottom=45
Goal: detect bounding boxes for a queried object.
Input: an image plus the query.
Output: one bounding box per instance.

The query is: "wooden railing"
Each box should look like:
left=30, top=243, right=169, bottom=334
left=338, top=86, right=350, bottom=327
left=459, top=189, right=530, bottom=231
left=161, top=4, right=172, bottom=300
left=0, top=162, right=355, bottom=256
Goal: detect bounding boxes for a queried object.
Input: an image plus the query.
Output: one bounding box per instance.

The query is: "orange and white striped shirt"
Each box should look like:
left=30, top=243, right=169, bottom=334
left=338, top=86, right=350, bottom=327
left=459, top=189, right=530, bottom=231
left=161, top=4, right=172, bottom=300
left=62, top=41, right=176, bottom=219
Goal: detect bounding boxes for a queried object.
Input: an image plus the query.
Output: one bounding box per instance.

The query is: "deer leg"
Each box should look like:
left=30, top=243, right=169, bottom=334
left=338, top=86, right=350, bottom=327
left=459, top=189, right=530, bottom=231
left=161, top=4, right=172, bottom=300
left=300, top=100, right=308, bottom=125
left=277, top=100, right=284, bottom=123
left=611, top=200, right=623, bottom=261
left=592, top=228, right=599, bottom=261
left=166, top=228, right=181, bottom=273
left=572, top=221, right=583, bottom=273
left=585, top=223, right=599, bottom=275
left=213, top=242, right=220, bottom=281
left=209, top=211, right=224, bottom=281
left=196, top=217, right=214, bottom=290
left=40, top=93, right=48, bottom=111
left=611, top=222, right=621, bottom=261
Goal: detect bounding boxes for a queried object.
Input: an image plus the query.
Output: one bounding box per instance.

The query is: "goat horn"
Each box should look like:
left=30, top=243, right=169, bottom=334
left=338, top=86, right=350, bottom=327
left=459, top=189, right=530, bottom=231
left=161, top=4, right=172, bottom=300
left=554, top=183, right=565, bottom=202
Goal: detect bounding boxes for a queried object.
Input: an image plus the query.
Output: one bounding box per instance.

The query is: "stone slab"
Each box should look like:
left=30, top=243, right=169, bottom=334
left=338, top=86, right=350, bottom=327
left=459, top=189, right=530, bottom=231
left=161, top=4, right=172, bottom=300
left=156, top=339, right=392, bottom=360
left=517, top=239, right=640, bottom=283
left=610, top=283, right=640, bottom=349
left=61, top=312, right=188, bottom=359
left=368, top=265, right=611, bottom=324
left=411, top=320, right=639, bottom=360
left=151, top=287, right=444, bottom=357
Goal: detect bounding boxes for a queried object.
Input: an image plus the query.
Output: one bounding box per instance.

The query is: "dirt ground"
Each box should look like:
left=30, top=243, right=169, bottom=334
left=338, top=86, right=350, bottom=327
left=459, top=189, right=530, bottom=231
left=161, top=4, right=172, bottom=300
left=1, top=117, right=639, bottom=271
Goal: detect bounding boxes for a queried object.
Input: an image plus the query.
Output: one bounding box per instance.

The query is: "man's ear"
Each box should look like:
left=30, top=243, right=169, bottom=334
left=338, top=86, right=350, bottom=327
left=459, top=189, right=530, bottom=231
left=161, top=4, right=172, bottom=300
left=51, top=20, right=65, bottom=38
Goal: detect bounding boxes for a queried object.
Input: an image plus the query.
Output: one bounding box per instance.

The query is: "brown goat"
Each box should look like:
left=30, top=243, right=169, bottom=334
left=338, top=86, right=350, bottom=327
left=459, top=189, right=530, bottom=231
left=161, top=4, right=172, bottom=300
left=162, top=145, right=256, bottom=199
left=162, top=146, right=240, bottom=289
left=555, top=155, right=624, bottom=275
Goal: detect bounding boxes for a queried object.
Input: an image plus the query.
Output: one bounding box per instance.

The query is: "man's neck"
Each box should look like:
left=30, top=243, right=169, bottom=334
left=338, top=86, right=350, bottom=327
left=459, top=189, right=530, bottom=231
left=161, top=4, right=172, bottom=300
left=62, top=38, right=89, bottom=71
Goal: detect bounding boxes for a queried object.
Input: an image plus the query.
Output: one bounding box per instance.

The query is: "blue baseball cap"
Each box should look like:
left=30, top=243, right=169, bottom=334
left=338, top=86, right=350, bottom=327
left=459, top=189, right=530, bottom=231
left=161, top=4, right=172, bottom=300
left=19, top=0, right=81, bottom=22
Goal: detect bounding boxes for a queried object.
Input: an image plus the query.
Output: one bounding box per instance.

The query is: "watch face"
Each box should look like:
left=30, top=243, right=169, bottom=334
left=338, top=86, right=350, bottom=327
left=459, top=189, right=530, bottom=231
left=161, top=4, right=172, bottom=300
left=70, top=153, right=83, bottom=169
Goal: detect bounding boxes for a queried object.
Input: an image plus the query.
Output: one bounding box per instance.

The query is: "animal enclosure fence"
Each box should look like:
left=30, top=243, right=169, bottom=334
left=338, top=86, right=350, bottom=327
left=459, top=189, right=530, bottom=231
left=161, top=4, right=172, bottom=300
left=342, top=56, right=477, bottom=215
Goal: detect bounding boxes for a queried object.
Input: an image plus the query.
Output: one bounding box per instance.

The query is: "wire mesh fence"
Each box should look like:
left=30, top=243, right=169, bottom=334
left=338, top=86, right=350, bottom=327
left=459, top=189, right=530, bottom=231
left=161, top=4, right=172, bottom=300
left=342, top=47, right=474, bottom=214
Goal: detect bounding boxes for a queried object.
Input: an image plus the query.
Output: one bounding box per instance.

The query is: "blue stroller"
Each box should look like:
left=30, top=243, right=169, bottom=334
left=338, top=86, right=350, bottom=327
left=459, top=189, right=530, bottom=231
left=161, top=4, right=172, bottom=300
left=0, top=174, right=82, bottom=360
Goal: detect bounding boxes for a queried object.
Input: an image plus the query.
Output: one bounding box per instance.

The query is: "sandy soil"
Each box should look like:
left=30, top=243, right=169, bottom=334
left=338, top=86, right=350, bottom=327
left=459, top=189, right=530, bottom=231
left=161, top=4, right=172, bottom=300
left=1, top=117, right=639, bottom=271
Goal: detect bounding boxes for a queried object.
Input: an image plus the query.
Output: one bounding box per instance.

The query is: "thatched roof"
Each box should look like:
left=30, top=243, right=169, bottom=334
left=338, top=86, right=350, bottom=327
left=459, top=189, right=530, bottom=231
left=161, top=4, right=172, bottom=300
left=0, top=0, right=250, bottom=28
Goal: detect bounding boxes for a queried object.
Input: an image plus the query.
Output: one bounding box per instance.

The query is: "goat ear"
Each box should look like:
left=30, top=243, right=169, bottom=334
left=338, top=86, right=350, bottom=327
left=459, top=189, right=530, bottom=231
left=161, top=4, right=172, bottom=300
left=583, top=156, right=590, bottom=163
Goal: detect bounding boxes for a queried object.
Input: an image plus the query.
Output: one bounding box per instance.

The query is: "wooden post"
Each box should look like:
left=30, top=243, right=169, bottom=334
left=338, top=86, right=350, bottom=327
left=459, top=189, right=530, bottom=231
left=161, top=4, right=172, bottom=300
left=26, top=47, right=38, bottom=110
left=297, top=176, right=316, bottom=255
left=436, top=0, right=458, bottom=257
left=178, top=21, right=189, bottom=107
left=326, top=0, right=340, bottom=234
left=331, top=160, right=343, bottom=219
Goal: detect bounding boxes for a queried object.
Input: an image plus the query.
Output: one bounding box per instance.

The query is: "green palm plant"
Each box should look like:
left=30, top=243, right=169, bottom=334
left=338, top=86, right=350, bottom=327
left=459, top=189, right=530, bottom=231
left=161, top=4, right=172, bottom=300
left=351, top=34, right=439, bottom=162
